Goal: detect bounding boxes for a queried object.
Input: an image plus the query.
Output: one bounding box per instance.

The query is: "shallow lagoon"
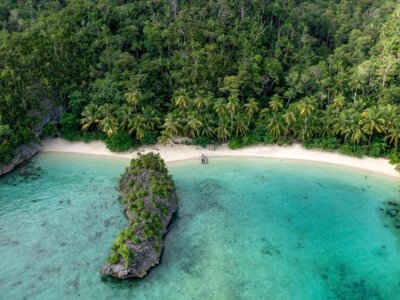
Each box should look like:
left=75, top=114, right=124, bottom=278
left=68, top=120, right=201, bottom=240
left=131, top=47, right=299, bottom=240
left=0, top=153, right=400, bottom=299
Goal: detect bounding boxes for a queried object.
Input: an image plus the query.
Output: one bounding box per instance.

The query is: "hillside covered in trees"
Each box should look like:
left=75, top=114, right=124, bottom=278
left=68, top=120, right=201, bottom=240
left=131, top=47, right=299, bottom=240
left=0, top=0, right=399, bottom=164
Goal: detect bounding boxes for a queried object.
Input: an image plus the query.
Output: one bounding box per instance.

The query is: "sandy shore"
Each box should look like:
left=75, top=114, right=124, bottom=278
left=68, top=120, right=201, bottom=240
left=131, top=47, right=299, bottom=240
left=41, top=138, right=399, bottom=178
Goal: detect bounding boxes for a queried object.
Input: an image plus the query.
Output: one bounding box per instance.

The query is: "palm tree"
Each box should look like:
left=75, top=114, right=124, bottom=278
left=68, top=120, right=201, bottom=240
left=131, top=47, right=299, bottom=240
left=259, top=108, right=271, bottom=121
left=117, top=105, right=134, bottom=131
left=334, top=111, right=366, bottom=145
left=193, top=97, right=208, bottom=111
left=161, top=114, right=181, bottom=139
left=244, top=98, right=259, bottom=126
left=297, top=97, right=316, bottom=139
left=350, top=125, right=366, bottom=145
left=141, top=106, right=161, bottom=130
left=200, top=114, right=215, bottom=138
left=125, top=89, right=141, bottom=112
left=101, top=116, right=118, bottom=137
left=268, top=114, right=284, bottom=138
left=332, top=94, right=346, bottom=115
left=269, top=95, right=283, bottom=112
left=216, top=118, right=231, bottom=141
left=158, top=133, right=172, bottom=145
left=174, top=95, right=189, bottom=109
left=185, top=114, right=203, bottom=138
left=381, top=104, right=399, bottom=130
left=334, top=111, right=351, bottom=142
left=361, top=106, right=386, bottom=144
left=387, top=126, right=400, bottom=150
left=98, top=103, right=117, bottom=121
left=351, top=99, right=366, bottom=113
left=320, top=107, right=335, bottom=138
left=129, top=114, right=149, bottom=141
left=214, top=98, right=226, bottom=119
left=81, top=103, right=100, bottom=131
left=235, top=114, right=249, bottom=137
left=282, top=110, right=296, bottom=137
left=225, top=96, right=239, bottom=131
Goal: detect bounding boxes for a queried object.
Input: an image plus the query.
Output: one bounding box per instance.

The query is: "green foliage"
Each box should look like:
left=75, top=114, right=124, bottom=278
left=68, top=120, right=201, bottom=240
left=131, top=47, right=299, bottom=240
left=228, top=138, right=244, bottom=150
left=104, top=131, right=137, bottom=152
left=193, top=137, right=211, bottom=148
left=389, top=152, right=400, bottom=165
left=338, top=144, right=365, bottom=158
left=118, top=243, right=133, bottom=268
left=59, top=113, right=80, bottom=141
left=1, top=0, right=400, bottom=161
left=302, top=138, right=341, bottom=151
left=367, top=140, right=389, bottom=158
left=107, top=153, right=176, bottom=267
left=141, top=132, right=159, bottom=146
left=60, top=113, right=105, bottom=142
left=0, top=141, right=14, bottom=165
left=107, top=252, right=119, bottom=265
left=132, top=236, right=141, bottom=245
left=130, top=153, right=168, bottom=174
left=41, top=122, right=58, bottom=138
left=228, top=133, right=263, bottom=149
left=68, top=91, right=89, bottom=116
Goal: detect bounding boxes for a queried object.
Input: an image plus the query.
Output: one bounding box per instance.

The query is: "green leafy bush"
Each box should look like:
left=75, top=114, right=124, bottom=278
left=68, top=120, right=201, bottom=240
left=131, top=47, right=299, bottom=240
left=132, top=236, right=141, bottom=245
left=141, top=131, right=159, bottom=145
left=263, top=134, right=277, bottom=145
left=193, top=136, right=211, bottom=148
left=59, top=113, right=80, bottom=140
left=104, top=131, right=137, bottom=152
left=302, top=137, right=340, bottom=150
left=41, top=122, right=58, bottom=138
left=367, top=140, right=389, bottom=157
left=228, top=137, right=243, bottom=149
left=389, top=152, right=400, bottom=164
left=0, top=141, right=14, bottom=165
left=107, top=252, right=119, bottom=264
left=118, top=243, right=132, bottom=267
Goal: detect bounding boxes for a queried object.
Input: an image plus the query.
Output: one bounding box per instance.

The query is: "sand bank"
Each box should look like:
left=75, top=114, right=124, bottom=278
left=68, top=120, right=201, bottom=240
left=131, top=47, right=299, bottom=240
left=41, top=138, right=399, bottom=178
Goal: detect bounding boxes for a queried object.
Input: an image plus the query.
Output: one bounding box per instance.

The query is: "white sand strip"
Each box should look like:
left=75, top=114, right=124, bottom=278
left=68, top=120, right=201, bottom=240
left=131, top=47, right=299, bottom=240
left=40, top=138, right=399, bottom=178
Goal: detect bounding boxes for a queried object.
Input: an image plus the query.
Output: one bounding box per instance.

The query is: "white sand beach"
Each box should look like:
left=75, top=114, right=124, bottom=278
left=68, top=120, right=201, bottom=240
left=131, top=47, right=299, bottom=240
left=41, top=138, right=399, bottom=178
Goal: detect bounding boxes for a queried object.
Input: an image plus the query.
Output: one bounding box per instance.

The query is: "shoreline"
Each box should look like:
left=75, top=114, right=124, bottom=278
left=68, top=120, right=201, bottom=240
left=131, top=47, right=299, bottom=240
left=40, top=138, right=399, bottom=178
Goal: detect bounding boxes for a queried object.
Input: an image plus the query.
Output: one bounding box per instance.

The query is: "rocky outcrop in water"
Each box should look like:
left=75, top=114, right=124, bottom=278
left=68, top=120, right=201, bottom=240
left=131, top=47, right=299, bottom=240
left=0, top=144, right=40, bottom=177
left=101, top=153, right=178, bottom=278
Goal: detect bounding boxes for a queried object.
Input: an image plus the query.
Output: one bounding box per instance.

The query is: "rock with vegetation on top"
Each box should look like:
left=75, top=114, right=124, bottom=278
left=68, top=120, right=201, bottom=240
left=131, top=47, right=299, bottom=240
left=101, top=152, right=178, bottom=278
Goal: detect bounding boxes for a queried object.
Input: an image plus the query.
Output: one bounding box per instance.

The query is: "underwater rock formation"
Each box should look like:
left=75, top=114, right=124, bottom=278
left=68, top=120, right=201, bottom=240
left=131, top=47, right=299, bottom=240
left=101, top=153, right=178, bottom=278
left=380, top=201, right=400, bottom=230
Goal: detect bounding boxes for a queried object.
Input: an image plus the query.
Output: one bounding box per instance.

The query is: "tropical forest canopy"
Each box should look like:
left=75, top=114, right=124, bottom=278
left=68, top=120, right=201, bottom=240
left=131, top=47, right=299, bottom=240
left=0, top=0, right=399, bottom=164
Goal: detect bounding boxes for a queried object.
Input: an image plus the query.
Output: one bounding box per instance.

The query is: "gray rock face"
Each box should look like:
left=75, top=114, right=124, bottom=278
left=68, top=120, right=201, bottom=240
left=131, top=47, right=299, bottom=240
left=101, top=239, right=164, bottom=278
left=33, top=104, right=65, bottom=134
left=0, top=101, right=65, bottom=177
left=0, top=144, right=40, bottom=177
left=101, top=154, right=178, bottom=279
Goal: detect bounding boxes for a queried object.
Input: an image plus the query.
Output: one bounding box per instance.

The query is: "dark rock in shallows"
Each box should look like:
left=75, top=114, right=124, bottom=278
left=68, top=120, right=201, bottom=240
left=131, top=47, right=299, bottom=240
left=386, top=208, right=398, bottom=218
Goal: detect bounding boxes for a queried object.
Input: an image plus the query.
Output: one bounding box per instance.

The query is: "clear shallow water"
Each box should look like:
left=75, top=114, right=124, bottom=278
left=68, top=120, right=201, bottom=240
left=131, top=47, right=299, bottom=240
left=0, top=153, right=400, bottom=300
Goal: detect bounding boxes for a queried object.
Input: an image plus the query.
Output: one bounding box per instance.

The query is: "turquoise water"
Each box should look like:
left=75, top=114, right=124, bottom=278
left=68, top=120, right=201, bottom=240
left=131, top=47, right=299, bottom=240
left=0, top=153, right=400, bottom=299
